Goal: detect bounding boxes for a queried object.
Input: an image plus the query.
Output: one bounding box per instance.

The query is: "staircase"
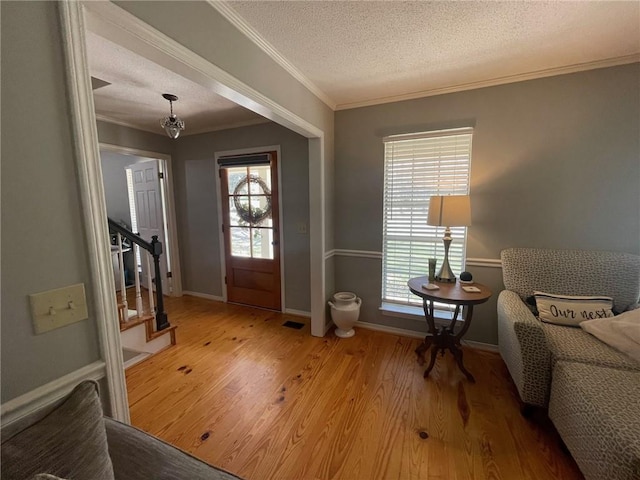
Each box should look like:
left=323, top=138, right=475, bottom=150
left=108, top=218, right=176, bottom=368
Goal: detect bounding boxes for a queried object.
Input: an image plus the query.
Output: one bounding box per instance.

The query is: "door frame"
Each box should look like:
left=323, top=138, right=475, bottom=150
left=100, top=143, right=183, bottom=297
left=60, top=1, right=327, bottom=422
left=214, top=146, right=285, bottom=310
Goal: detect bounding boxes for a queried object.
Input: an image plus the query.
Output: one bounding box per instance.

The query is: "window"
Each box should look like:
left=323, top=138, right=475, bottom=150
left=382, top=127, right=472, bottom=307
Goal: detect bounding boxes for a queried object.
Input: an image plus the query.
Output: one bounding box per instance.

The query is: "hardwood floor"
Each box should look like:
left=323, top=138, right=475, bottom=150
left=125, top=295, right=584, bottom=480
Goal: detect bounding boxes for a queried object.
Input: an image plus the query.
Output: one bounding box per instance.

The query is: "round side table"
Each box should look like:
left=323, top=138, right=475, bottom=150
left=408, top=276, right=492, bottom=382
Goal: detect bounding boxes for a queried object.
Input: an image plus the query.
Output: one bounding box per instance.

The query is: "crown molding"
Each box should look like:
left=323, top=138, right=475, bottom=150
left=95, top=114, right=159, bottom=135
left=186, top=117, right=271, bottom=135
left=95, top=114, right=271, bottom=137
left=208, top=1, right=337, bottom=111
left=336, top=54, right=640, bottom=111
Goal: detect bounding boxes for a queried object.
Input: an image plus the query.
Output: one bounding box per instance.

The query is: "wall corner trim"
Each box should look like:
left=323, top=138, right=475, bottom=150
left=1, top=361, right=106, bottom=430
left=59, top=1, right=130, bottom=424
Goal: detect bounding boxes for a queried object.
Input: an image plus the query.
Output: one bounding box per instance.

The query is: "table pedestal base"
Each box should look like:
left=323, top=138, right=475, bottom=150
left=415, top=327, right=475, bottom=383
left=415, top=300, right=476, bottom=383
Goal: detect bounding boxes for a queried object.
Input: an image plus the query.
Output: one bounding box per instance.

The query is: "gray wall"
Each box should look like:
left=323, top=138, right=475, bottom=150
left=97, top=121, right=172, bottom=155
left=1, top=2, right=101, bottom=402
left=334, top=63, right=640, bottom=345
left=173, top=122, right=311, bottom=312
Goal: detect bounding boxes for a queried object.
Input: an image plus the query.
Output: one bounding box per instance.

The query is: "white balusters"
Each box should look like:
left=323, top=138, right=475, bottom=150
left=133, top=243, right=143, bottom=315
left=117, top=233, right=128, bottom=318
left=145, top=251, right=155, bottom=329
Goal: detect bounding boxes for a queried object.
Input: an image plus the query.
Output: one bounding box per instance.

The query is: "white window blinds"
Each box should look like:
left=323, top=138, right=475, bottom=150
left=382, top=128, right=472, bottom=306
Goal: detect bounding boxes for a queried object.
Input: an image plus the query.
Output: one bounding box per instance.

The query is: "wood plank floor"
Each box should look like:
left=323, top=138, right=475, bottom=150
left=125, top=295, right=584, bottom=480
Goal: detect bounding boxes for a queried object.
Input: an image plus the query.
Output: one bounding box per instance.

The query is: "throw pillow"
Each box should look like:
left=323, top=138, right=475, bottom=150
left=534, top=291, right=614, bottom=326
left=1, top=380, right=115, bottom=480
left=525, top=295, right=539, bottom=315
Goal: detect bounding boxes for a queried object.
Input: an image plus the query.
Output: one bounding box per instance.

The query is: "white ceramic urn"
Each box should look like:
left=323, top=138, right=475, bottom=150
left=328, top=292, right=361, bottom=338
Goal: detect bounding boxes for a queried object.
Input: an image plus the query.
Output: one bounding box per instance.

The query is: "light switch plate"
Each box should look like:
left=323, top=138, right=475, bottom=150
left=29, top=283, right=89, bottom=334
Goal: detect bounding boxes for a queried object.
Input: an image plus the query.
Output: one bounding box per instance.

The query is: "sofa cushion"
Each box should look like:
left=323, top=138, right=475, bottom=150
left=501, top=248, right=640, bottom=313
left=581, top=308, right=640, bottom=362
left=105, top=417, right=243, bottom=480
left=1, top=380, right=115, bottom=480
left=549, top=361, right=640, bottom=480
left=542, top=322, right=640, bottom=371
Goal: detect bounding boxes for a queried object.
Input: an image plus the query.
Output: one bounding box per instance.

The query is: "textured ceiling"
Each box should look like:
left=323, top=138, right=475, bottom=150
left=225, top=0, right=640, bottom=108
left=87, top=1, right=639, bottom=134
left=86, top=32, right=267, bottom=136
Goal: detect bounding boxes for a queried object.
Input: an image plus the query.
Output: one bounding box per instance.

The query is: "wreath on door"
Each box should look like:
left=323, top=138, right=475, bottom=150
left=233, top=175, right=272, bottom=225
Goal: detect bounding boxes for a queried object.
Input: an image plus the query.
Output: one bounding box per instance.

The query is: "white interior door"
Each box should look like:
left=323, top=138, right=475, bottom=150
left=129, top=160, right=169, bottom=293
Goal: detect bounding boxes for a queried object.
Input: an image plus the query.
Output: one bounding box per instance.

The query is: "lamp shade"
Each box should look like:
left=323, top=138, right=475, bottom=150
left=427, top=195, right=471, bottom=227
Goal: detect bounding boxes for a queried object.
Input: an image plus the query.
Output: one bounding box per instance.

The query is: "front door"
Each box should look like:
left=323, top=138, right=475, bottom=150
left=129, top=160, right=169, bottom=293
left=219, top=151, right=281, bottom=310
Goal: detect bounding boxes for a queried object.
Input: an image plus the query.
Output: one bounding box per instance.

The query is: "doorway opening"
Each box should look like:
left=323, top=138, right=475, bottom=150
left=218, top=150, right=282, bottom=310
left=60, top=1, right=327, bottom=422
left=99, top=145, right=182, bottom=297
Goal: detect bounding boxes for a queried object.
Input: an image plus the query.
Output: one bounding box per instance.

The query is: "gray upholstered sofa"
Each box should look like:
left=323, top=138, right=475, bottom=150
left=1, top=381, right=242, bottom=480
left=497, top=247, right=640, bottom=480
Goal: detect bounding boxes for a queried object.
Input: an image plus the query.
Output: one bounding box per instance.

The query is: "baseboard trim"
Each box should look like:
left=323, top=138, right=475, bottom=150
left=183, top=291, right=224, bottom=302
left=284, top=308, right=312, bottom=318
left=1, top=361, right=106, bottom=429
left=123, top=352, right=151, bottom=370
left=461, top=340, right=499, bottom=352
left=355, top=321, right=426, bottom=339
left=355, top=321, right=499, bottom=352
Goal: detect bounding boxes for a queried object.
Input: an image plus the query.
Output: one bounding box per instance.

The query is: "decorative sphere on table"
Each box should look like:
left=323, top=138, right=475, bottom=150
left=460, top=271, right=473, bottom=282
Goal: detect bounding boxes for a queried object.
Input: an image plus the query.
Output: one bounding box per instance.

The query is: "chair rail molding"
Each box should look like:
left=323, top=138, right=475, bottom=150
left=466, top=258, right=503, bottom=268
left=326, top=249, right=383, bottom=260
left=1, top=361, right=106, bottom=430
left=327, top=249, right=502, bottom=268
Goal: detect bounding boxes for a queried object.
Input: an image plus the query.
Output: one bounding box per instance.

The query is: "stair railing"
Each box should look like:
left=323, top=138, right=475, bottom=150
left=108, top=218, right=169, bottom=331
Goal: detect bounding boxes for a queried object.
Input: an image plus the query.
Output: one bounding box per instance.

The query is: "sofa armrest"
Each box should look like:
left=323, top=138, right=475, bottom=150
left=105, top=418, right=242, bottom=480
left=497, top=290, right=551, bottom=407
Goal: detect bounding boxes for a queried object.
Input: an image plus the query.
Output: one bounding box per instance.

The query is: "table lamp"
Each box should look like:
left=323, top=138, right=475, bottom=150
left=427, top=195, right=471, bottom=283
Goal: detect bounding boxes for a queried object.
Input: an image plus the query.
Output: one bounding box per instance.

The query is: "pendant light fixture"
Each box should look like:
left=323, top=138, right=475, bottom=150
left=160, top=93, right=185, bottom=139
